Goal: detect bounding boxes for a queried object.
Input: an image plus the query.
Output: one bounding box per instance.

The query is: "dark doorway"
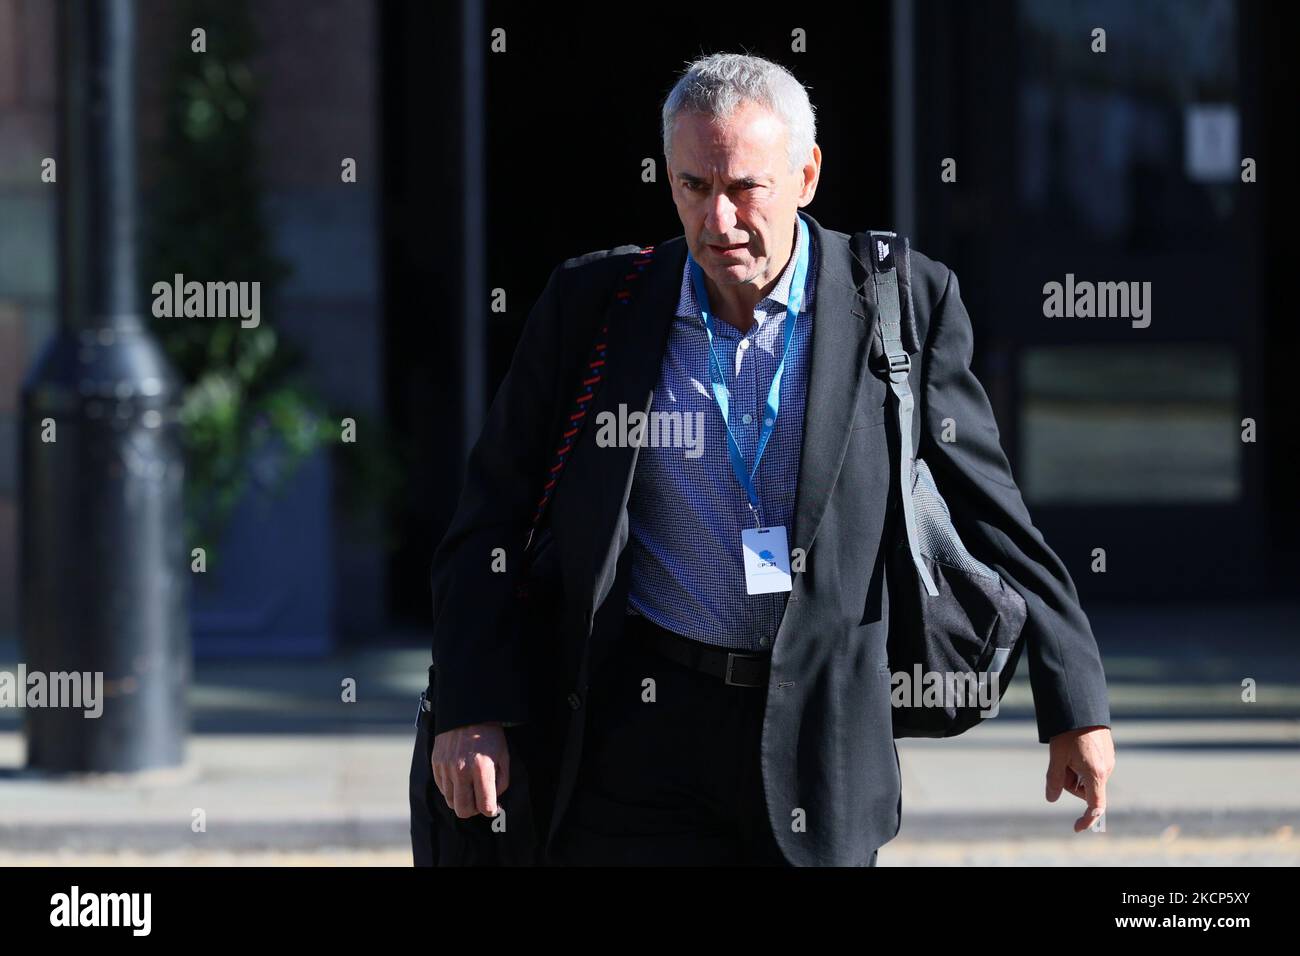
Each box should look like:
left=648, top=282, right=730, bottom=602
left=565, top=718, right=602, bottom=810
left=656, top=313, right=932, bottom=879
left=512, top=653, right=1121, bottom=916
left=912, top=0, right=1296, bottom=600
left=380, top=2, right=895, bottom=627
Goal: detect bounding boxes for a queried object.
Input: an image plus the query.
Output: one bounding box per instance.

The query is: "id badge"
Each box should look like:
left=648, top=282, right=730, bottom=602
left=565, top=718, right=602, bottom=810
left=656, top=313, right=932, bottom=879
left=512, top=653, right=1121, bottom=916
left=741, top=526, right=793, bottom=595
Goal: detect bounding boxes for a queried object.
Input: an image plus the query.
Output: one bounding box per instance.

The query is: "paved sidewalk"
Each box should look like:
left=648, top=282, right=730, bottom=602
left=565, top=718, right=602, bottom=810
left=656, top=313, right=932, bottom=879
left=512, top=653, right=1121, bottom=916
left=3, top=835, right=1296, bottom=867
left=0, top=601, right=1297, bottom=865
left=3, top=719, right=1294, bottom=855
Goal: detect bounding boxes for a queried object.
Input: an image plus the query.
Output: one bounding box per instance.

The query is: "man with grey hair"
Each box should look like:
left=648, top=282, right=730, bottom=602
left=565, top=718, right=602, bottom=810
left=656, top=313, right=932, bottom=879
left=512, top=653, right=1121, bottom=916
left=419, top=52, right=1114, bottom=866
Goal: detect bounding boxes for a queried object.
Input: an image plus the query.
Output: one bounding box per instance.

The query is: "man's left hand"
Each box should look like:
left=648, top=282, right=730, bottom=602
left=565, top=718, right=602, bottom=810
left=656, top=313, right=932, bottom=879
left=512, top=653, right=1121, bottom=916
left=1045, top=726, right=1115, bottom=832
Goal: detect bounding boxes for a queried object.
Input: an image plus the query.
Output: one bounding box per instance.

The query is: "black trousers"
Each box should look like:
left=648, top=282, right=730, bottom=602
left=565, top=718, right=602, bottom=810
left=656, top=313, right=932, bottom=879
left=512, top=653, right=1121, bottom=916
left=547, top=623, right=879, bottom=867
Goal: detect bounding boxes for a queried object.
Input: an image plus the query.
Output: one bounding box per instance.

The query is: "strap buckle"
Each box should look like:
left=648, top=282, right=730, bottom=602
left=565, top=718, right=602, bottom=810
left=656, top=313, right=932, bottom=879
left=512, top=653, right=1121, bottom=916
left=414, top=688, right=431, bottom=728
left=887, top=352, right=911, bottom=376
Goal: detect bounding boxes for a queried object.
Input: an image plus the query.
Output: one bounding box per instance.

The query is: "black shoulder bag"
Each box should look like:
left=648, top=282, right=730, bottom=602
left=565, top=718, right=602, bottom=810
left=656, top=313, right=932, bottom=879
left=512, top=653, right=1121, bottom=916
left=852, top=231, right=1028, bottom=738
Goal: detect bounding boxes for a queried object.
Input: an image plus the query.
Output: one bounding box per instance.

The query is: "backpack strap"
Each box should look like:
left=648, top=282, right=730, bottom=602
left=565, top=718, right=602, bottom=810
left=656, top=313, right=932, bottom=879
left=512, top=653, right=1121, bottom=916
left=523, top=245, right=656, bottom=552
left=853, top=230, right=938, bottom=597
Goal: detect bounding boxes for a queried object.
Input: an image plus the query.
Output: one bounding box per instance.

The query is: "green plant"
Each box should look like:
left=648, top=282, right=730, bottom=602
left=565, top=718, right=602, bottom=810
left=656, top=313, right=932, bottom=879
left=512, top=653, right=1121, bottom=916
left=142, top=0, right=399, bottom=558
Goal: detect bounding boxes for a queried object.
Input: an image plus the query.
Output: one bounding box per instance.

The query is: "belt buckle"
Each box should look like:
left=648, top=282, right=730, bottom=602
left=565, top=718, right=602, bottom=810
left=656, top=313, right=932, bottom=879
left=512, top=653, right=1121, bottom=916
left=724, top=652, right=750, bottom=687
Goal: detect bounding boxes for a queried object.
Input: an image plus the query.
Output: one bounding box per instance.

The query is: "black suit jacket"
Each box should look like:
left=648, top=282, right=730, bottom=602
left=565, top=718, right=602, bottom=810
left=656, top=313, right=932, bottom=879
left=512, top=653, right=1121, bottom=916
left=428, top=210, right=1111, bottom=866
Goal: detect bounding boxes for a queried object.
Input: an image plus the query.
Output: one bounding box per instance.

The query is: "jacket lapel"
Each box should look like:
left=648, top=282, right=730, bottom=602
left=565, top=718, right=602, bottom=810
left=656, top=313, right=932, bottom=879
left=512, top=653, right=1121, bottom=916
left=553, top=216, right=884, bottom=633
left=553, top=235, right=686, bottom=634
left=788, top=212, right=881, bottom=554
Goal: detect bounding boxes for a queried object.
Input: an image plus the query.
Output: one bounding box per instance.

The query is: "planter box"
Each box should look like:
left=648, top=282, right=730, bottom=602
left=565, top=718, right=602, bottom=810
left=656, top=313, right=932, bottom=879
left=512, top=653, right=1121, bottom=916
left=189, top=440, right=335, bottom=657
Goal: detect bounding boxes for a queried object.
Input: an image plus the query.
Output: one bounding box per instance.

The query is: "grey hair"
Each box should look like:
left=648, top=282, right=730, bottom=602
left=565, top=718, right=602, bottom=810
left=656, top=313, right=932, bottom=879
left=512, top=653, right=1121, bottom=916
left=661, top=52, right=817, bottom=173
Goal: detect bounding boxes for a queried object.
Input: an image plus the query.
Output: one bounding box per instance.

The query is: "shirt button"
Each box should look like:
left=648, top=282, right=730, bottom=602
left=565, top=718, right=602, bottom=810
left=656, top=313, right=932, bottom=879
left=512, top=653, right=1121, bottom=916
left=566, top=691, right=582, bottom=710
left=758, top=636, right=770, bottom=649
left=764, top=418, right=774, bottom=427
left=742, top=413, right=753, bottom=424
left=739, top=339, right=751, bottom=351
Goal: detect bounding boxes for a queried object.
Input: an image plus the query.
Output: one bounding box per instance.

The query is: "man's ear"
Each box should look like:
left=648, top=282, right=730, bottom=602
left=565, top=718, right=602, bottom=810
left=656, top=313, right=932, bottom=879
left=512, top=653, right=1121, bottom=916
left=799, top=144, right=822, bottom=203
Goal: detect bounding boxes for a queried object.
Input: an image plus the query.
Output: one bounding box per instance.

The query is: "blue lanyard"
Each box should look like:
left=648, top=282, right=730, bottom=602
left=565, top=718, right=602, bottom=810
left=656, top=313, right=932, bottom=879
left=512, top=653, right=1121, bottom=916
left=688, top=214, right=808, bottom=528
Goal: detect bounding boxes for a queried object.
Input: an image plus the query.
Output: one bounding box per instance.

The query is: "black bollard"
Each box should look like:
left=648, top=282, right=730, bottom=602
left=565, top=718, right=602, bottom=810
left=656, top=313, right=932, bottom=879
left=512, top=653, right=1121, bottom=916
left=19, top=0, right=189, bottom=773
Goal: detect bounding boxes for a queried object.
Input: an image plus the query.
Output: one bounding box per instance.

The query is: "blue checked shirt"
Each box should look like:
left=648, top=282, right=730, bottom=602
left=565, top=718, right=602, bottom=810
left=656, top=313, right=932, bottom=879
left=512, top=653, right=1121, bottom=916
left=626, top=212, right=817, bottom=650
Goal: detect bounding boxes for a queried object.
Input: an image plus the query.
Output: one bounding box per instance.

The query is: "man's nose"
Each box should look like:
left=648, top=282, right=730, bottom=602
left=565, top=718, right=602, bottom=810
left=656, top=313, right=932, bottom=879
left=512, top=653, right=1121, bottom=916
left=704, top=192, right=737, bottom=237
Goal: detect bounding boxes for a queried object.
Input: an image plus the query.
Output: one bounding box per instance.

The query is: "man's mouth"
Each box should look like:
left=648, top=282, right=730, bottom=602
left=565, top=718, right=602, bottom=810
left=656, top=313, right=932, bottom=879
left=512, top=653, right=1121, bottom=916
left=708, top=242, right=749, bottom=254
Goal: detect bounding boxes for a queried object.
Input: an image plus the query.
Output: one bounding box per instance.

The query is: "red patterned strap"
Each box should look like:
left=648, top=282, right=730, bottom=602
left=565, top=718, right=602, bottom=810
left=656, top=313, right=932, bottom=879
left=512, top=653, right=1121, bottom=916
left=523, top=245, right=656, bottom=553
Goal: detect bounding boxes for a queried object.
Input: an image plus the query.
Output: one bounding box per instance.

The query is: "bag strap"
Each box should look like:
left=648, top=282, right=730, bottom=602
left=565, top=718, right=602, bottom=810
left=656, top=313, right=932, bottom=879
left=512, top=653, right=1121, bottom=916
left=523, top=245, right=656, bottom=552
left=853, top=230, right=938, bottom=597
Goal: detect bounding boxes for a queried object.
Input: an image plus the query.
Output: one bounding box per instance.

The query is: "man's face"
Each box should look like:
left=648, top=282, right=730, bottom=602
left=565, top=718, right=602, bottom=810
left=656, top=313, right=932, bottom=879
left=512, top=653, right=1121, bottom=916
left=667, top=101, right=820, bottom=294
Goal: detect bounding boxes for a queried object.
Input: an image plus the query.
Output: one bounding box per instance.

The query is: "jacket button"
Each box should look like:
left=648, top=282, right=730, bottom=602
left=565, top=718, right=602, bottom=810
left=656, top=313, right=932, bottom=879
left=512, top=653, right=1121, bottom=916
left=566, top=691, right=583, bottom=710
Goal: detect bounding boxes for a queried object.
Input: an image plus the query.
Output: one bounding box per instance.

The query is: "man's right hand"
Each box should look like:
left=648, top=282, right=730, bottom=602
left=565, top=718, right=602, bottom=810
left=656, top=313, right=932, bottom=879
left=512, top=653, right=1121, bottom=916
left=431, top=722, right=510, bottom=818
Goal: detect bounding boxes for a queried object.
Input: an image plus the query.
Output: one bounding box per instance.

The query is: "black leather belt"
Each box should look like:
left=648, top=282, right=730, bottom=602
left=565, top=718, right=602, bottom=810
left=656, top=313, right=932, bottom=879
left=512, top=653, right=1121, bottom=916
left=625, top=614, right=771, bottom=688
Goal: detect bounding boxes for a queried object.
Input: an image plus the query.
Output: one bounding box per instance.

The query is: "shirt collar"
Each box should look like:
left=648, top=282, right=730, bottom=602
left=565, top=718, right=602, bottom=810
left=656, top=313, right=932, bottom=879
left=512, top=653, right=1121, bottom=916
left=676, top=213, right=812, bottom=321
left=763, top=213, right=809, bottom=311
